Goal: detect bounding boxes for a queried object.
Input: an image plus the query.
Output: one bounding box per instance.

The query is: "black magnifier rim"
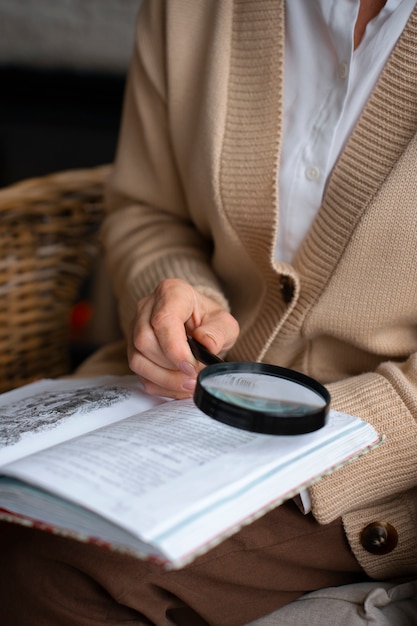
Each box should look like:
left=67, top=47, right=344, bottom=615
left=194, top=362, right=330, bottom=435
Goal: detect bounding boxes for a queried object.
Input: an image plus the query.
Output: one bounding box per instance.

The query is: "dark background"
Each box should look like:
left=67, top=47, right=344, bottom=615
left=0, top=0, right=140, bottom=186
left=0, top=66, right=125, bottom=187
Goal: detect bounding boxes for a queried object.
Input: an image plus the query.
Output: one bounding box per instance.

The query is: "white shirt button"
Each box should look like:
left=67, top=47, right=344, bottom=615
left=305, top=165, right=320, bottom=181
left=339, top=61, right=348, bottom=80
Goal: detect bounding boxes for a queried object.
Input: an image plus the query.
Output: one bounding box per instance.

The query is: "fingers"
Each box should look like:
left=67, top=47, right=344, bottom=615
left=147, top=279, right=201, bottom=368
left=127, top=278, right=239, bottom=398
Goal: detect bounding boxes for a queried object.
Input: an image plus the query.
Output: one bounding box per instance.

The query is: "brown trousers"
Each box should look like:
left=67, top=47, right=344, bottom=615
left=0, top=500, right=369, bottom=626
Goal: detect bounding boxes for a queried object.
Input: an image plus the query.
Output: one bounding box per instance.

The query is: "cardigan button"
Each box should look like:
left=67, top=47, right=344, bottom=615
left=280, top=275, right=294, bottom=303
left=360, top=522, right=398, bottom=555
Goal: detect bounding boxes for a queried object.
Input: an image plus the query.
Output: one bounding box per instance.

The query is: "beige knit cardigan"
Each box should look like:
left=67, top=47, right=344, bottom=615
left=103, top=0, right=417, bottom=580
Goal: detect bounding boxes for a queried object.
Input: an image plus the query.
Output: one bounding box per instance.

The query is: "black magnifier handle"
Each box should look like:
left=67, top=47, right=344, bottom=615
left=187, top=336, right=224, bottom=366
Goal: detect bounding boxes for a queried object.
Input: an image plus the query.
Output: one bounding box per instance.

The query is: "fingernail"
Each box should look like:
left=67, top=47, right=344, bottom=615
left=183, top=378, right=196, bottom=392
left=178, top=360, right=197, bottom=377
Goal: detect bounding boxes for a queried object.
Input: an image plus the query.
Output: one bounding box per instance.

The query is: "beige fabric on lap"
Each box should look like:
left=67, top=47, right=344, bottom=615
left=247, top=580, right=417, bottom=626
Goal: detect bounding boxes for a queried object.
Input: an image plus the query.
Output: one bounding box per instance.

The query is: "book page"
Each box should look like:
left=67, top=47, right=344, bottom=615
left=2, top=400, right=257, bottom=526
left=0, top=376, right=168, bottom=465
left=2, top=399, right=379, bottom=548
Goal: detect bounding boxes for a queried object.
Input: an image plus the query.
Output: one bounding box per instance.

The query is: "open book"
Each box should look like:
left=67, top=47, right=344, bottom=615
left=0, top=375, right=382, bottom=569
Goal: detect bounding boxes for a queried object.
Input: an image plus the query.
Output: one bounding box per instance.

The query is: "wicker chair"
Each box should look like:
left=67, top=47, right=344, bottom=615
left=0, top=164, right=110, bottom=393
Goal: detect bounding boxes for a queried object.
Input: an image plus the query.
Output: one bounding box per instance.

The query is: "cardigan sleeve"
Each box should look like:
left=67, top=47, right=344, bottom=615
left=102, top=0, right=229, bottom=337
left=308, top=356, right=417, bottom=525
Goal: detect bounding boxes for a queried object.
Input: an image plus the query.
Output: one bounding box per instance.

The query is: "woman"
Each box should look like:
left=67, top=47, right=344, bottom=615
left=1, top=1, right=416, bottom=624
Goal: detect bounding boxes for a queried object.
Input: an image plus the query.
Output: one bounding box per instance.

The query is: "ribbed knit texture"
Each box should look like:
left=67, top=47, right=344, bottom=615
left=219, top=0, right=300, bottom=362
left=311, top=372, right=417, bottom=516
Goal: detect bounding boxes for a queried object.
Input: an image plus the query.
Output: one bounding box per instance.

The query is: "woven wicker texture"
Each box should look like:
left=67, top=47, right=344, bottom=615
left=0, top=165, right=110, bottom=393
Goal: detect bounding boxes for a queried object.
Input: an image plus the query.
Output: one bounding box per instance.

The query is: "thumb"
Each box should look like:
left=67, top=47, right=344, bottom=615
left=192, top=310, right=240, bottom=357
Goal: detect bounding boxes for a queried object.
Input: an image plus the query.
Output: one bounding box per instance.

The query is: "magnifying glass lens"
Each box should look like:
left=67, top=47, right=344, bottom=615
left=202, top=371, right=326, bottom=416
left=194, top=362, right=330, bottom=435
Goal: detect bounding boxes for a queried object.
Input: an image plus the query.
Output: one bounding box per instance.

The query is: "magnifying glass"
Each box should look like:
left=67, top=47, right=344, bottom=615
left=188, top=337, right=330, bottom=436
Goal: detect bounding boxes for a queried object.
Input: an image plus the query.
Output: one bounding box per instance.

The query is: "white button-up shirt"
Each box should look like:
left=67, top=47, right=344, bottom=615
left=277, top=0, right=416, bottom=264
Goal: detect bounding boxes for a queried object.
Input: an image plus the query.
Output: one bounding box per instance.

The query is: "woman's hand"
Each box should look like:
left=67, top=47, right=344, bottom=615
left=128, top=278, right=239, bottom=398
